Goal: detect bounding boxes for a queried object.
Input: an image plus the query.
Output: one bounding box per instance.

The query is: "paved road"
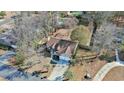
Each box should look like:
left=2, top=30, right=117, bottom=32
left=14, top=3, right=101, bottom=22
left=0, top=52, right=42, bottom=81
left=93, top=62, right=123, bottom=81
left=93, top=49, right=124, bottom=81
left=48, top=64, right=69, bottom=81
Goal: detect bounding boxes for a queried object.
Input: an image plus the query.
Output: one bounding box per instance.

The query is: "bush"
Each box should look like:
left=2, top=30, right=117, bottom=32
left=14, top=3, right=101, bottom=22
left=0, top=44, right=9, bottom=50
left=99, top=53, right=115, bottom=62
left=0, top=44, right=13, bottom=50
left=76, top=16, right=89, bottom=26
left=60, top=12, right=67, bottom=18
left=43, top=64, right=50, bottom=68
left=70, top=59, right=76, bottom=66
left=15, top=51, right=25, bottom=65
left=64, top=70, right=73, bottom=80
left=0, top=11, right=6, bottom=18
left=120, top=41, right=124, bottom=52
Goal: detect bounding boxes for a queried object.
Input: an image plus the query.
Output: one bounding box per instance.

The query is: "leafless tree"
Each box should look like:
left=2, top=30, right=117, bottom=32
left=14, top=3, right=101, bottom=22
left=92, top=22, right=118, bottom=52
left=37, top=11, right=58, bottom=37
left=13, top=13, right=36, bottom=53
left=13, top=12, right=59, bottom=55
left=12, top=12, right=79, bottom=56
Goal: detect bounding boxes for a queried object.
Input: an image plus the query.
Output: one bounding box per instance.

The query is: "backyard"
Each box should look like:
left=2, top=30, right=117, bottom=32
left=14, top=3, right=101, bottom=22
left=71, top=25, right=92, bottom=46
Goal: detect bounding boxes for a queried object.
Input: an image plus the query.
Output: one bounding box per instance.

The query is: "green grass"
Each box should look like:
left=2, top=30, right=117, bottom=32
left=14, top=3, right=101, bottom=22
left=71, top=25, right=91, bottom=46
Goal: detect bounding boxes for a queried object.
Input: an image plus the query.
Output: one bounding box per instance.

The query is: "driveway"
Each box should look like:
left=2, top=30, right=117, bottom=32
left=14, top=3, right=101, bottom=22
left=93, top=49, right=124, bottom=81
left=48, top=64, right=69, bottom=80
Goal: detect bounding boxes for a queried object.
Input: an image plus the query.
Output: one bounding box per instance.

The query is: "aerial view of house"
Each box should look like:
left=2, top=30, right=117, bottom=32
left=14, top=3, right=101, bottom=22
left=0, top=11, right=124, bottom=81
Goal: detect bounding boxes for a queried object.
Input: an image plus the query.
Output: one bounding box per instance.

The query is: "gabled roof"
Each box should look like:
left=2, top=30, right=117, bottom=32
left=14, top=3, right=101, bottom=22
left=0, top=31, right=17, bottom=48
left=46, top=37, right=78, bottom=57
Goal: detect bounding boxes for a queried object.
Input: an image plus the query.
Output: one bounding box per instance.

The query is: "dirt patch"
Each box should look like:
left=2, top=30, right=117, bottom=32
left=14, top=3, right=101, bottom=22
left=53, top=29, right=72, bottom=40
left=25, top=57, right=53, bottom=77
left=69, top=59, right=106, bottom=81
left=76, top=49, right=97, bottom=57
left=103, top=66, right=124, bottom=81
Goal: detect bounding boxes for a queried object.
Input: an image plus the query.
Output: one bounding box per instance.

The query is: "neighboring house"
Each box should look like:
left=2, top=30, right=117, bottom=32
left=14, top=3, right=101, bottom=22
left=46, top=37, right=78, bottom=64
left=0, top=31, right=17, bottom=49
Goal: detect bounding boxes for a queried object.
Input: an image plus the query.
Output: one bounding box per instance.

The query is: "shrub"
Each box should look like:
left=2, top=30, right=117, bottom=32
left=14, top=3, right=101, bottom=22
left=15, top=51, right=25, bottom=65
left=43, top=64, right=50, bottom=68
left=0, top=11, right=6, bottom=18
left=99, top=53, right=115, bottom=62
left=64, top=70, right=73, bottom=80
left=0, top=44, right=9, bottom=50
left=120, top=41, right=124, bottom=52
left=60, top=12, right=67, bottom=18
left=70, top=59, right=76, bottom=66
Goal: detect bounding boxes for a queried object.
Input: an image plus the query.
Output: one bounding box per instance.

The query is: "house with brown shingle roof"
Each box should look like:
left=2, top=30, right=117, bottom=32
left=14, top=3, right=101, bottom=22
left=46, top=37, right=78, bottom=64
